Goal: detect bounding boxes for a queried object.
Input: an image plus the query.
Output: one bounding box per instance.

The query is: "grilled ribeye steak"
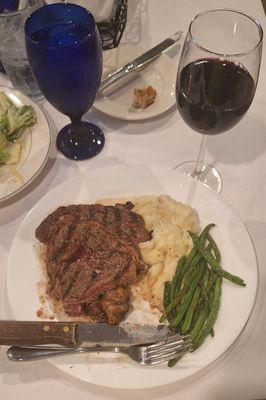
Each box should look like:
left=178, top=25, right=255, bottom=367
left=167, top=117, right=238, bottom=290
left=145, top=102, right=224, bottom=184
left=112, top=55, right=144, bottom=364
left=36, top=202, right=151, bottom=324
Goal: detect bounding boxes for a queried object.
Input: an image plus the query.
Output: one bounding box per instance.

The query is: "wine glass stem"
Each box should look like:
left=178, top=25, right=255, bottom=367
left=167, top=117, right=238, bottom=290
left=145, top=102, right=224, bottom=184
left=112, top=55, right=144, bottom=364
left=70, top=116, right=82, bottom=126
left=192, top=135, right=208, bottom=177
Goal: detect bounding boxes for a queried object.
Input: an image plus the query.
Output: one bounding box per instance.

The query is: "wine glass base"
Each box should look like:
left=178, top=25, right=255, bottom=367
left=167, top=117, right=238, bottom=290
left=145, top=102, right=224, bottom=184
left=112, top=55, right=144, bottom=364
left=56, top=121, right=105, bottom=161
left=174, top=161, right=222, bottom=193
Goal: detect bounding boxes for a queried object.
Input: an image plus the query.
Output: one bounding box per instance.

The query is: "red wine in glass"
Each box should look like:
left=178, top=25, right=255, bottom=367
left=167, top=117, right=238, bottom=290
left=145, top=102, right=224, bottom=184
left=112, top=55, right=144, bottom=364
left=177, top=58, right=255, bottom=135
left=175, top=9, right=263, bottom=192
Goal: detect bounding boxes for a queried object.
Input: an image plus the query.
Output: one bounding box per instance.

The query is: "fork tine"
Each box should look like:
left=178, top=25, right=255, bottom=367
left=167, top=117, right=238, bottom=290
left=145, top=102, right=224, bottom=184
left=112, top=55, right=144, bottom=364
left=147, top=335, right=189, bottom=349
left=146, top=342, right=192, bottom=360
left=146, top=347, right=191, bottom=365
left=146, top=343, right=191, bottom=357
left=146, top=339, right=191, bottom=355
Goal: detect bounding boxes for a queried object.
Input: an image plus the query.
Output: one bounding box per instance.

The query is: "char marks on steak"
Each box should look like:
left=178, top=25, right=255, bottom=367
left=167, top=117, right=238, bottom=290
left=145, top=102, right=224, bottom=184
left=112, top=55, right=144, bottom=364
left=36, top=202, right=151, bottom=324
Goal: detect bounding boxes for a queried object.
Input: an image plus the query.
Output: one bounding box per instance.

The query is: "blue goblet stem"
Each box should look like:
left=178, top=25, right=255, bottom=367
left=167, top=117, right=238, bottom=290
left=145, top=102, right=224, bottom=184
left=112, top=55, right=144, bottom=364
left=56, top=117, right=105, bottom=160
left=70, top=116, right=83, bottom=126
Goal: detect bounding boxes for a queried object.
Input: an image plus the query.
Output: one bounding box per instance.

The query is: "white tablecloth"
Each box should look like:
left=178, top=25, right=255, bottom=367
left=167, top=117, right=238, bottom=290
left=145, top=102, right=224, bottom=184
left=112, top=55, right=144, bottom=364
left=1, top=1, right=266, bottom=399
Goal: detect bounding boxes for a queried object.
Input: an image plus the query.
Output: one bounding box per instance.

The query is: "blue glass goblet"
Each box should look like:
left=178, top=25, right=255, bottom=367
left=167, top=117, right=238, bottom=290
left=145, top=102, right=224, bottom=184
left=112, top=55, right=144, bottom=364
left=25, top=3, right=104, bottom=160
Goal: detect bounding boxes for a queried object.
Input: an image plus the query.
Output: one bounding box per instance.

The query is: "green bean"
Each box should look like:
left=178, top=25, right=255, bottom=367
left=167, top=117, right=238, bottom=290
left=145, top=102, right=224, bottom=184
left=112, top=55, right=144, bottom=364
left=207, top=271, right=219, bottom=293
left=190, top=307, right=207, bottom=343
left=207, top=233, right=221, bottom=262
left=172, top=225, right=213, bottom=296
left=171, top=236, right=207, bottom=310
left=160, top=266, right=199, bottom=322
left=199, top=223, right=216, bottom=243
left=189, top=232, right=246, bottom=287
left=181, top=285, right=201, bottom=334
left=164, top=227, right=215, bottom=329
left=220, top=269, right=246, bottom=286
left=181, top=255, right=201, bottom=287
left=161, top=223, right=246, bottom=367
left=170, top=265, right=205, bottom=329
left=183, top=245, right=198, bottom=268
left=170, top=256, right=186, bottom=299
left=189, top=252, right=203, bottom=268
left=189, top=270, right=214, bottom=346
left=174, top=250, right=198, bottom=293
left=163, top=282, right=171, bottom=310
left=167, top=339, right=194, bottom=367
left=160, top=258, right=186, bottom=322
left=160, top=287, right=186, bottom=322
left=199, top=265, right=210, bottom=309
left=193, top=276, right=222, bottom=350
left=168, top=355, right=183, bottom=367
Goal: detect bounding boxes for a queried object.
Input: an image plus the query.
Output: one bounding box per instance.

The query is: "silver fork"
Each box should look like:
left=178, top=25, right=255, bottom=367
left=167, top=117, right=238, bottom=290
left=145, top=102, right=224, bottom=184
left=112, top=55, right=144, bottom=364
left=7, top=336, right=192, bottom=365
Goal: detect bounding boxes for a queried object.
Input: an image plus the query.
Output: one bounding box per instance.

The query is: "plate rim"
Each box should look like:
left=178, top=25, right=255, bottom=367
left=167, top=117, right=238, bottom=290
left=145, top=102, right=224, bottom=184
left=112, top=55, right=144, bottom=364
left=5, top=163, right=259, bottom=389
left=0, top=86, right=52, bottom=203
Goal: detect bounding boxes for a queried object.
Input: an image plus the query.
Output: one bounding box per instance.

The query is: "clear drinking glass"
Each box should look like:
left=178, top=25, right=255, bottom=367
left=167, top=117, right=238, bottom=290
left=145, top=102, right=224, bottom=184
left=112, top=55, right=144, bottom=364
left=175, top=9, right=263, bottom=192
left=0, top=0, right=43, bottom=97
left=0, top=0, right=19, bottom=13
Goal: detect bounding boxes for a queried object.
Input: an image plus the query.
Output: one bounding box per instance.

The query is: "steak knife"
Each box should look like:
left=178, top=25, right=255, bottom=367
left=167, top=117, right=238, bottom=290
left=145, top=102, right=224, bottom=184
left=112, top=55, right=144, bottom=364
left=99, top=31, right=183, bottom=91
left=0, top=321, right=177, bottom=347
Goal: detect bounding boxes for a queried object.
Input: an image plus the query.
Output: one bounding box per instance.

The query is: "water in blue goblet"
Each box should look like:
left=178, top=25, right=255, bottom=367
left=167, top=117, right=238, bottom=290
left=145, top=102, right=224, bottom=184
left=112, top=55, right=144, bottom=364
left=25, top=3, right=104, bottom=160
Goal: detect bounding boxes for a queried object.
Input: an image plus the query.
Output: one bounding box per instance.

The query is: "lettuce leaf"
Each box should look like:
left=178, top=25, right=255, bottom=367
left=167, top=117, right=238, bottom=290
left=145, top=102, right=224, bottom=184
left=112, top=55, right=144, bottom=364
left=0, top=92, right=13, bottom=117
left=0, top=148, right=9, bottom=164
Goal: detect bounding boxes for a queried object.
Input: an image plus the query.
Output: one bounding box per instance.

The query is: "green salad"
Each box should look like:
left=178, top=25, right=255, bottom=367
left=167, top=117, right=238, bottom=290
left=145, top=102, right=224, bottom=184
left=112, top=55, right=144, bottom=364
left=0, top=92, right=37, bottom=165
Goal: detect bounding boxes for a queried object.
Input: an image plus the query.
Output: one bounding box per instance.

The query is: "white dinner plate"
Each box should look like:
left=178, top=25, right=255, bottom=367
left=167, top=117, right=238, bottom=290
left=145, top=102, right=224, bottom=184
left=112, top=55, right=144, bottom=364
left=6, top=163, right=258, bottom=389
left=94, top=44, right=177, bottom=120
left=0, top=86, right=51, bottom=203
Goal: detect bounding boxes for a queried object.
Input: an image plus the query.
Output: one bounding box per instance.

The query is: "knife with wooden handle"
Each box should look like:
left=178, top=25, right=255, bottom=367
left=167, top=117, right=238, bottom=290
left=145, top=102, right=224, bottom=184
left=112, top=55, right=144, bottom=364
left=0, top=321, right=177, bottom=347
left=0, top=321, right=77, bottom=347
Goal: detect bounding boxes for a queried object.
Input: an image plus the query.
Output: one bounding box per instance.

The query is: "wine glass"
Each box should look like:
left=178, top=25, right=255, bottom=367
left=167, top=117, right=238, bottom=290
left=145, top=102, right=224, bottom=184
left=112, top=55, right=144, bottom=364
left=25, top=2, right=104, bottom=160
left=175, top=9, right=263, bottom=192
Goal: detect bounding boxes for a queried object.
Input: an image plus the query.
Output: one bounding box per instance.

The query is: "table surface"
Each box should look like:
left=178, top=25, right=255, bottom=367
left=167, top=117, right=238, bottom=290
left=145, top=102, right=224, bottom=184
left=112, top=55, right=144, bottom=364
left=1, top=0, right=266, bottom=399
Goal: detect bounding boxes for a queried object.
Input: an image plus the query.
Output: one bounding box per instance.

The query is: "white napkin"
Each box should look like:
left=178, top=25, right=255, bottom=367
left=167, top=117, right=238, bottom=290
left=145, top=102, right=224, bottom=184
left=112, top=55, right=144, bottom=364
left=71, top=0, right=115, bottom=21
left=45, top=0, right=115, bottom=22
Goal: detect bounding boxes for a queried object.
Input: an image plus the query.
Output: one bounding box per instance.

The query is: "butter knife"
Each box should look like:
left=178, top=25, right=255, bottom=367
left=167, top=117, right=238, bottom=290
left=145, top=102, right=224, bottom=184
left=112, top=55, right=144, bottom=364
left=99, top=31, right=183, bottom=91
left=0, top=321, right=176, bottom=347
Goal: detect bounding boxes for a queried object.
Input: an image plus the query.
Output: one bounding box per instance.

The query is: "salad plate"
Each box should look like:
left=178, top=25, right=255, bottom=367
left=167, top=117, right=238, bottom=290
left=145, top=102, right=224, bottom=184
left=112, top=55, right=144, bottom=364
left=6, top=163, right=258, bottom=389
left=0, top=86, right=51, bottom=203
left=94, top=44, right=177, bottom=120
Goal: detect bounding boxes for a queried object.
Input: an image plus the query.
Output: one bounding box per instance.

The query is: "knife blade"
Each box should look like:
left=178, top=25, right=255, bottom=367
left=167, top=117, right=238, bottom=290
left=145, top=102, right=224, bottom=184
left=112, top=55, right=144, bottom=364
left=99, top=31, right=183, bottom=91
left=0, top=321, right=177, bottom=347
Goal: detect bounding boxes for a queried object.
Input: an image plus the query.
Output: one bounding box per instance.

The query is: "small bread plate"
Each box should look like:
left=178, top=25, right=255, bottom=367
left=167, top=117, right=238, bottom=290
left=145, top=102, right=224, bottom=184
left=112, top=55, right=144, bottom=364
left=0, top=86, right=51, bottom=203
left=6, top=163, right=258, bottom=390
left=94, top=44, right=177, bottom=121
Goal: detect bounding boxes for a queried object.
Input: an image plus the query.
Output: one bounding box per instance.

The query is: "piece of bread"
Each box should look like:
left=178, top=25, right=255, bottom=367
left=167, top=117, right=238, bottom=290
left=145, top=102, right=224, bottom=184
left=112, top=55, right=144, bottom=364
left=132, top=85, right=157, bottom=108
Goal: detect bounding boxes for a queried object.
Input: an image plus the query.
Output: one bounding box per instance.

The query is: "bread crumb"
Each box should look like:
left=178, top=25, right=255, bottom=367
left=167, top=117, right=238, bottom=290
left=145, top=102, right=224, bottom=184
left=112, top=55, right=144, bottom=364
left=132, top=85, right=157, bottom=108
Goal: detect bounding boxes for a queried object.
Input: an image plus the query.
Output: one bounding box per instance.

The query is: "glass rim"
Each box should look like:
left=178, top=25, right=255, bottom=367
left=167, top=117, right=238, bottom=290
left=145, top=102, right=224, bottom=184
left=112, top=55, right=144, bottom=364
left=25, top=3, right=96, bottom=49
left=189, top=8, right=263, bottom=58
left=0, top=0, right=42, bottom=18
